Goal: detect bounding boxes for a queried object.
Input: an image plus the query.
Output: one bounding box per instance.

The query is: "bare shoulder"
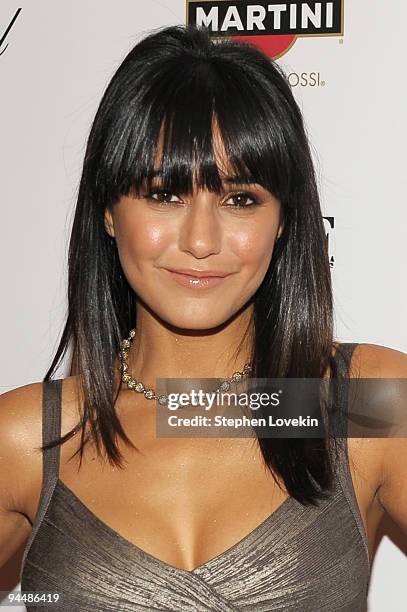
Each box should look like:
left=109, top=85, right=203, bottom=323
left=348, top=342, right=407, bottom=534
left=0, top=376, right=82, bottom=513
left=349, top=342, right=407, bottom=378
left=0, top=376, right=82, bottom=566
left=0, top=382, right=44, bottom=510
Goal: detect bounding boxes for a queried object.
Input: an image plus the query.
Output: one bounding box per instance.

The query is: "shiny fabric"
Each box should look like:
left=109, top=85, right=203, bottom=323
left=20, top=344, right=370, bottom=611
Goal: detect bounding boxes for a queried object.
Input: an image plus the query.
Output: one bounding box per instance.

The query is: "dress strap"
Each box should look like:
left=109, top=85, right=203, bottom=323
left=19, top=378, right=63, bottom=578
left=41, top=378, right=62, bottom=482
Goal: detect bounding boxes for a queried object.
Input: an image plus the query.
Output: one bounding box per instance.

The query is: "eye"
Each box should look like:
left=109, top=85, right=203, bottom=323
left=223, top=191, right=260, bottom=208
left=144, top=190, right=182, bottom=205
left=143, top=189, right=261, bottom=208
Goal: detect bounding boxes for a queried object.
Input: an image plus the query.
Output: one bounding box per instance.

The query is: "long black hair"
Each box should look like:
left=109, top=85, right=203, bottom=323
left=43, top=24, right=353, bottom=504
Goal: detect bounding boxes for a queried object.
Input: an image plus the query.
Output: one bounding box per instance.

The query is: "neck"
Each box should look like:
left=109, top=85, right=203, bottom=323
left=120, top=301, right=254, bottom=389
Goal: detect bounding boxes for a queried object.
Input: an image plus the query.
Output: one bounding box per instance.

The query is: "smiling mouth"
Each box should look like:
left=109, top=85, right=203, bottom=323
left=164, top=269, right=232, bottom=290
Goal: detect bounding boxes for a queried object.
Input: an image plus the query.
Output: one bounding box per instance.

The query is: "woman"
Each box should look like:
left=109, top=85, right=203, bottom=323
left=0, top=23, right=406, bottom=611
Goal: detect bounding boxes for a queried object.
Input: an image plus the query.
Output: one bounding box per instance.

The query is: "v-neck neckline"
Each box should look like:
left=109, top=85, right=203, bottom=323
left=55, top=477, right=296, bottom=574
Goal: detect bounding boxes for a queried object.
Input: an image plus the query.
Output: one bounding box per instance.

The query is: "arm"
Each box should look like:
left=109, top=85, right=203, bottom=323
left=359, top=344, right=407, bottom=534
left=377, top=438, right=407, bottom=534
left=0, top=383, right=43, bottom=567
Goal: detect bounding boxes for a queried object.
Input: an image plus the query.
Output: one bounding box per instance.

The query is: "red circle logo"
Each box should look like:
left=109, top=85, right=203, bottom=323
left=233, top=33, right=297, bottom=59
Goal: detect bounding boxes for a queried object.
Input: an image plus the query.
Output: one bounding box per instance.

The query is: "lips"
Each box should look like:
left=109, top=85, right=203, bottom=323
left=166, top=268, right=231, bottom=278
left=164, top=268, right=232, bottom=290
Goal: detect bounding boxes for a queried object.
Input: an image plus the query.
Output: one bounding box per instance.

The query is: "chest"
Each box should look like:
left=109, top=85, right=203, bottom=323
left=44, top=435, right=293, bottom=570
left=22, top=436, right=371, bottom=611
left=24, top=429, right=379, bottom=574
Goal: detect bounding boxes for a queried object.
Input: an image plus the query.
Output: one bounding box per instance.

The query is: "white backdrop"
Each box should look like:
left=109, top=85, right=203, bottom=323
left=1, top=1, right=406, bottom=610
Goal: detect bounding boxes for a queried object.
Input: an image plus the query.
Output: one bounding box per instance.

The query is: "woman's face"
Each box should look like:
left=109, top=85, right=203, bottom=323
left=104, top=127, right=283, bottom=330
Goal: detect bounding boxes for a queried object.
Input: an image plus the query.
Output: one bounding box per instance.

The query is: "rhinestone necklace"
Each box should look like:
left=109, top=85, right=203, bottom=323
left=118, top=328, right=252, bottom=406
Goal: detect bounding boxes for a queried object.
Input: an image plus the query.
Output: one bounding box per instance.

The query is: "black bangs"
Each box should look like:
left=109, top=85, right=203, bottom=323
left=96, top=33, right=299, bottom=208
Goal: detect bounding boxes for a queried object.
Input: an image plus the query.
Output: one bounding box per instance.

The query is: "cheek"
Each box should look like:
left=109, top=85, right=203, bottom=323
left=228, top=220, right=276, bottom=270
left=117, top=219, right=173, bottom=270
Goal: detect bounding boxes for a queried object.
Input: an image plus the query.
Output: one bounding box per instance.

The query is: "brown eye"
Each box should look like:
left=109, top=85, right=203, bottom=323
left=224, top=192, right=259, bottom=208
left=145, top=190, right=182, bottom=205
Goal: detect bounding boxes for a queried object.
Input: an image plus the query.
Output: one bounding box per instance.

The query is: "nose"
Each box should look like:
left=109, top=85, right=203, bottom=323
left=178, top=192, right=222, bottom=259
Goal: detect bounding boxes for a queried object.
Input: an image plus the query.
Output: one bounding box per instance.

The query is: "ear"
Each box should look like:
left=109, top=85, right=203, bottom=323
left=104, top=208, right=115, bottom=238
left=276, top=223, right=284, bottom=240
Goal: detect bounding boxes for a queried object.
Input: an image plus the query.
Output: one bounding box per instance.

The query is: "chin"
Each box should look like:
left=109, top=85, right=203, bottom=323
left=159, top=310, right=235, bottom=332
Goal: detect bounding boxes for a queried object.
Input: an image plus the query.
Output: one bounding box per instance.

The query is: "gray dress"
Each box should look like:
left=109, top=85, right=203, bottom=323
left=20, top=343, right=370, bottom=610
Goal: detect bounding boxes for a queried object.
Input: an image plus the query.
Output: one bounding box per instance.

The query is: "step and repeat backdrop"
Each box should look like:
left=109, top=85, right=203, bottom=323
left=1, top=1, right=406, bottom=610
